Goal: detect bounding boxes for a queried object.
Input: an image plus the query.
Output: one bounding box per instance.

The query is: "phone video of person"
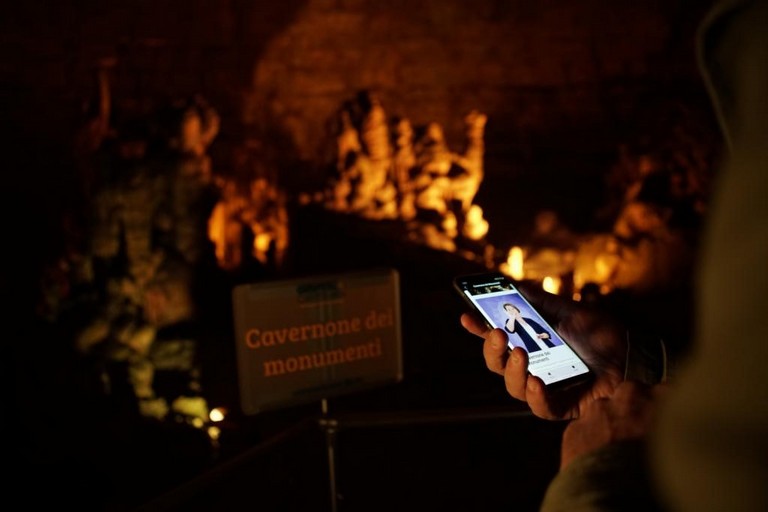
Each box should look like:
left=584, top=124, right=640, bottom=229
left=456, top=273, right=590, bottom=386
left=473, top=293, right=565, bottom=354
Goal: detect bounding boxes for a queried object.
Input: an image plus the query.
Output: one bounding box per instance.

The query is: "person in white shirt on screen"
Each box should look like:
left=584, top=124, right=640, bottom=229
left=502, top=303, right=555, bottom=353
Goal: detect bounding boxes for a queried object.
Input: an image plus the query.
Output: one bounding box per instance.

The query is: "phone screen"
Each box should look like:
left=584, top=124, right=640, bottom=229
left=454, top=273, right=591, bottom=387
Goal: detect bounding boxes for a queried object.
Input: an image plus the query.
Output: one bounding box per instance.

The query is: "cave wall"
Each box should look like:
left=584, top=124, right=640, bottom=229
left=246, top=0, right=708, bottom=164
left=2, top=0, right=713, bottom=168
left=1, top=0, right=718, bottom=295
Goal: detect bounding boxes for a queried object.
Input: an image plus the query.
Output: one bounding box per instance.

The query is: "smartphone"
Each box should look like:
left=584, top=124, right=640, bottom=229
left=453, top=272, right=591, bottom=390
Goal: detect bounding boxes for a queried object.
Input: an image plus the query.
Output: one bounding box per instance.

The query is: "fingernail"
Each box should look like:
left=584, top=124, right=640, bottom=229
left=527, top=379, right=537, bottom=392
left=510, top=351, right=520, bottom=365
left=491, top=339, right=502, bottom=350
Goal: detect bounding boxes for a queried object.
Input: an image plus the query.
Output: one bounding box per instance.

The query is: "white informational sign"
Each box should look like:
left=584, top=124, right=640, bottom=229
left=232, top=268, right=403, bottom=415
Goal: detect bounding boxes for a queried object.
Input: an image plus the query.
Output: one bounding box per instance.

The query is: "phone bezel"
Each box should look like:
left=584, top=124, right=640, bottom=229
left=453, top=271, right=593, bottom=391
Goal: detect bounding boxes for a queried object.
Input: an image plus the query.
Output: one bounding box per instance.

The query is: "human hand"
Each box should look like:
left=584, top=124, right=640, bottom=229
left=560, top=381, right=665, bottom=469
left=460, top=283, right=627, bottom=420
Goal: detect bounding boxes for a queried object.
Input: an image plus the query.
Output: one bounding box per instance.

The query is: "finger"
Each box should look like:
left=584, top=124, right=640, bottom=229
left=502, top=349, right=573, bottom=420
left=460, top=312, right=490, bottom=338
left=483, top=328, right=510, bottom=375
left=523, top=375, right=561, bottom=420
left=502, top=347, right=530, bottom=399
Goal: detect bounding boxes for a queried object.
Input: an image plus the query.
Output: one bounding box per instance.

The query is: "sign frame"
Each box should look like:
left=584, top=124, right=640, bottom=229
left=232, top=267, right=403, bottom=415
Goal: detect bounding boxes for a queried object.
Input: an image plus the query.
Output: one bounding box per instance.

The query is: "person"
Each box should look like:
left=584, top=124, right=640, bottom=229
left=502, top=302, right=555, bottom=353
left=463, top=284, right=669, bottom=508
left=460, top=0, right=768, bottom=509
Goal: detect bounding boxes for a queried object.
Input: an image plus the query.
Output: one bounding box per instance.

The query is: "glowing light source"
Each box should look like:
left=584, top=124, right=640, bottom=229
left=507, top=246, right=524, bottom=280
left=542, top=275, right=561, bottom=295
left=207, top=425, right=222, bottom=441
left=209, top=407, right=227, bottom=423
